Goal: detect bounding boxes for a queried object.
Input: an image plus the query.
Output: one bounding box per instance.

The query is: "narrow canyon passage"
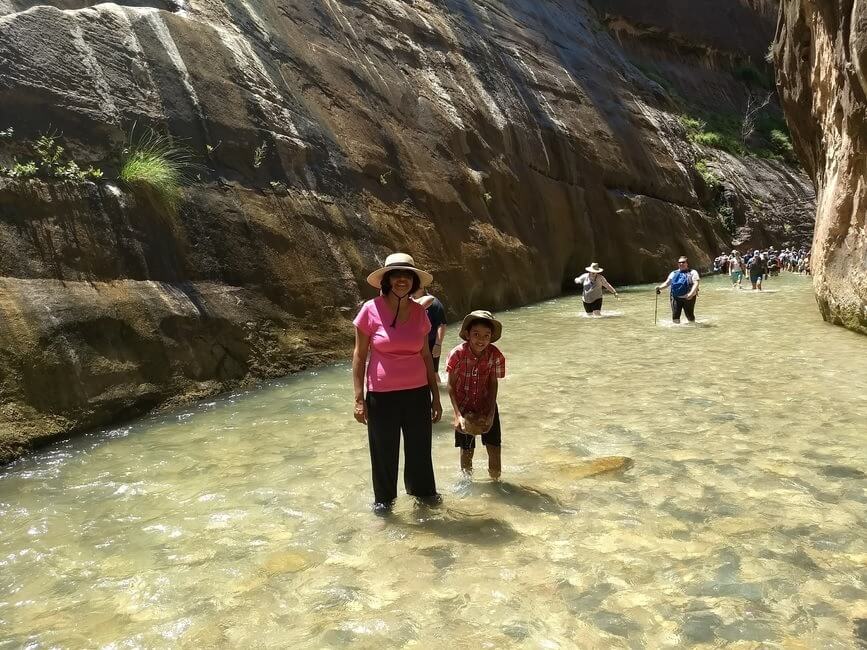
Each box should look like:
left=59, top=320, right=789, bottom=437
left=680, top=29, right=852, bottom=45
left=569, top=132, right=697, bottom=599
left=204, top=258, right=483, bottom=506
left=1, top=274, right=865, bottom=647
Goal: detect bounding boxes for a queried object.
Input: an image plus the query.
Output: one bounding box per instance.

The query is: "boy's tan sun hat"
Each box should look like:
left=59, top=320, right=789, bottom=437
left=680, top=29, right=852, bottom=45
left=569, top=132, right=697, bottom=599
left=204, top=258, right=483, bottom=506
left=459, top=310, right=502, bottom=343
left=585, top=262, right=604, bottom=274
left=366, top=252, right=433, bottom=289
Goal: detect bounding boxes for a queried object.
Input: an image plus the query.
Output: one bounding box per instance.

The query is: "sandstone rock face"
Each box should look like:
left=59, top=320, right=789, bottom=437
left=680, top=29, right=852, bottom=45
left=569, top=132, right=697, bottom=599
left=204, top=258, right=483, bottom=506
left=776, top=1, right=867, bottom=335
left=0, top=0, right=814, bottom=461
left=590, top=0, right=816, bottom=249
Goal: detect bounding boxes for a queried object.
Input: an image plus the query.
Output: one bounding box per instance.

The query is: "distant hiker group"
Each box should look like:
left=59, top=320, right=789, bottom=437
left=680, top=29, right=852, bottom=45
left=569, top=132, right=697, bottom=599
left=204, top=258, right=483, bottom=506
left=714, top=246, right=811, bottom=291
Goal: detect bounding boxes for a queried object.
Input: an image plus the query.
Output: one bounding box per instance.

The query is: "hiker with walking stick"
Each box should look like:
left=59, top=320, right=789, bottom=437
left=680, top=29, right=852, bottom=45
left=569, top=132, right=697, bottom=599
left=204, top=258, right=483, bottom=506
left=655, top=256, right=700, bottom=324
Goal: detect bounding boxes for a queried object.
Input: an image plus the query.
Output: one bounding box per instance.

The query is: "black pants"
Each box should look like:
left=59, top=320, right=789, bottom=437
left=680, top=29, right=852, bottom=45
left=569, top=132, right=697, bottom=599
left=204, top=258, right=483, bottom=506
left=428, top=340, right=441, bottom=372
left=670, top=295, right=697, bottom=321
left=366, top=386, right=437, bottom=504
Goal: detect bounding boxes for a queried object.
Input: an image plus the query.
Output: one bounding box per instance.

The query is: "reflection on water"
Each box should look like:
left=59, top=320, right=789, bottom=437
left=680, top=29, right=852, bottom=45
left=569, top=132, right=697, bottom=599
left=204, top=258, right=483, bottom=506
left=1, top=274, right=866, bottom=647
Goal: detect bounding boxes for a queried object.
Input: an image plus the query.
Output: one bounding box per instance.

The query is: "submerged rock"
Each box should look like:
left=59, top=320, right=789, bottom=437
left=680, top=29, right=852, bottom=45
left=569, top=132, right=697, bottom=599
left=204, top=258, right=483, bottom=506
left=558, top=456, right=635, bottom=480
left=260, top=550, right=313, bottom=576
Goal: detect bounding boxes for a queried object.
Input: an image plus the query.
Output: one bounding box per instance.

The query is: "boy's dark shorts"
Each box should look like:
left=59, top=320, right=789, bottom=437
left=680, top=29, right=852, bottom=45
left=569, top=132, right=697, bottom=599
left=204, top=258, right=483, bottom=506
left=455, top=408, right=501, bottom=450
left=582, top=298, right=603, bottom=313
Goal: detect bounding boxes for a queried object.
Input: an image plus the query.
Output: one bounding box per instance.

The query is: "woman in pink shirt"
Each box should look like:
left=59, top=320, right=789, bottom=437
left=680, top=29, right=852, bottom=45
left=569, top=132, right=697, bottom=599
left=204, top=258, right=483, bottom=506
left=352, top=253, right=442, bottom=513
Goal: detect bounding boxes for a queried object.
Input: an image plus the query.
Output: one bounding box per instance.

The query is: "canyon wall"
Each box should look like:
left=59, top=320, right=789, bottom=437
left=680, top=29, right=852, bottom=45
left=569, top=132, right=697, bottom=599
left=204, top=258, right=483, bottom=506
left=0, top=0, right=813, bottom=462
left=776, top=0, right=867, bottom=335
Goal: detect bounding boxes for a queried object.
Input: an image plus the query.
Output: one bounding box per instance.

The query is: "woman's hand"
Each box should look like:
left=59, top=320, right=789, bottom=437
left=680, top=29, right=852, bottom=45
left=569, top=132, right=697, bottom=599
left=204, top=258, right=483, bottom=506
left=431, top=343, right=442, bottom=358
left=431, top=398, right=443, bottom=423
left=353, top=398, right=367, bottom=424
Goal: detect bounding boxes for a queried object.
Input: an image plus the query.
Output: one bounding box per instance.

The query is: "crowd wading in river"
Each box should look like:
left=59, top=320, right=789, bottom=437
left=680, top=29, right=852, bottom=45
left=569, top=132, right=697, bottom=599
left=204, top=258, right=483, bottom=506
left=351, top=246, right=802, bottom=511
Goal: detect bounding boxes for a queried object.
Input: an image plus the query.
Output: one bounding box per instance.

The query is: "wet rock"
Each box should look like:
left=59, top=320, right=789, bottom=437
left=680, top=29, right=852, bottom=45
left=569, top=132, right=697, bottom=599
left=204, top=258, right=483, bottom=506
left=680, top=609, right=724, bottom=644
left=479, top=480, right=570, bottom=514
left=417, top=545, right=457, bottom=570
left=559, top=456, right=635, bottom=480
left=819, top=465, right=866, bottom=480
left=260, top=550, right=312, bottom=576
left=399, top=507, right=519, bottom=546
left=854, top=618, right=867, bottom=647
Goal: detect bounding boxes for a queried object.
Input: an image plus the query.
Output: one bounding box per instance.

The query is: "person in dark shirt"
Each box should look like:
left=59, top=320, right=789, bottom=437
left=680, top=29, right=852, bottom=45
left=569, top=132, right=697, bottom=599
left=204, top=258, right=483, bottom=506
left=413, top=288, right=447, bottom=373
left=748, top=250, right=766, bottom=291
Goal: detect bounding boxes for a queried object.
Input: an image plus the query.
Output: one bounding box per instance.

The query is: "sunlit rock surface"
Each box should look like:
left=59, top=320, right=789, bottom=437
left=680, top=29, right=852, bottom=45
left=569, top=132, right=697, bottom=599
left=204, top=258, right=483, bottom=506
left=0, top=0, right=815, bottom=460
left=776, top=0, right=867, bottom=335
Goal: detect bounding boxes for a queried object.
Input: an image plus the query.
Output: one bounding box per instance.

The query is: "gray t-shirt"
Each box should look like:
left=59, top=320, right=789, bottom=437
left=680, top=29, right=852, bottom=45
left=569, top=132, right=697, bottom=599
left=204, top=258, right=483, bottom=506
left=576, top=273, right=605, bottom=303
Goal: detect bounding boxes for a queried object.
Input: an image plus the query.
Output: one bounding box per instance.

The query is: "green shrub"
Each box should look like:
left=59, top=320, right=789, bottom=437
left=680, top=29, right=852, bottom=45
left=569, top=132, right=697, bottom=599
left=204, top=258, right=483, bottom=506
left=0, top=132, right=103, bottom=183
left=681, top=114, right=745, bottom=155
left=53, top=160, right=104, bottom=182
left=769, top=129, right=795, bottom=156
left=692, top=131, right=724, bottom=148
left=8, top=161, right=38, bottom=179
left=120, top=127, right=194, bottom=213
left=694, top=160, right=722, bottom=189
left=34, top=134, right=65, bottom=174
left=252, top=141, right=268, bottom=169
left=718, top=204, right=735, bottom=235
left=679, top=115, right=706, bottom=134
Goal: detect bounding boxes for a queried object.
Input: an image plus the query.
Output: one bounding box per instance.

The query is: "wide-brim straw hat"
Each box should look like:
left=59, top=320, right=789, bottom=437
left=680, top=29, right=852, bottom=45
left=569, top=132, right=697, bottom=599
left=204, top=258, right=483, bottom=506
left=585, top=262, right=604, bottom=274
left=366, top=252, right=433, bottom=289
left=459, top=310, right=502, bottom=343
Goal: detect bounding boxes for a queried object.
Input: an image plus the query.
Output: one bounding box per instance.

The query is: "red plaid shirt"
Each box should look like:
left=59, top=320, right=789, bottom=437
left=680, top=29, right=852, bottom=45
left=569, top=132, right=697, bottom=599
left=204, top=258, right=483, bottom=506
left=445, top=342, right=506, bottom=413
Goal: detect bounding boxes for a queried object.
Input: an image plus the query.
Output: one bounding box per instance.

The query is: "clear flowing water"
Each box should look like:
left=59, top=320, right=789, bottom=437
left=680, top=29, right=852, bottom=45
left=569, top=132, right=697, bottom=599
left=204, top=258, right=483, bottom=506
left=1, top=274, right=866, bottom=648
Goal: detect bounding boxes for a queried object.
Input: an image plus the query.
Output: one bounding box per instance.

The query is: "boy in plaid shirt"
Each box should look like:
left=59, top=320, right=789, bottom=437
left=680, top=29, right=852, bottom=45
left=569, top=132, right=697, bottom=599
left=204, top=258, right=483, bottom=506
left=445, top=310, right=506, bottom=478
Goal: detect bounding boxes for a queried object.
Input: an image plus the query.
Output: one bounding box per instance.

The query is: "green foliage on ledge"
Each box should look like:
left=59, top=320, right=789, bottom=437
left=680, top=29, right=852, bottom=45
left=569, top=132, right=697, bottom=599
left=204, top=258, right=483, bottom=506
left=0, top=131, right=103, bottom=183
left=119, top=127, right=196, bottom=213
left=680, top=114, right=745, bottom=156
left=679, top=111, right=797, bottom=164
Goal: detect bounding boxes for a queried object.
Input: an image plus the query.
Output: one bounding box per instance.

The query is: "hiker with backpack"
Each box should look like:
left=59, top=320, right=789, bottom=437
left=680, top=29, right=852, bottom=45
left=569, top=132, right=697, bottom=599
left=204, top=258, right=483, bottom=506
left=655, top=256, right=700, bottom=323
left=747, top=249, right=766, bottom=290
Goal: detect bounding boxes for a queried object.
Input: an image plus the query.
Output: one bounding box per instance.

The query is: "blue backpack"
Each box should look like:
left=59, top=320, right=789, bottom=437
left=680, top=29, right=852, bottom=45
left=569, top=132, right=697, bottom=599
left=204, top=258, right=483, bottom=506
left=670, top=270, right=692, bottom=297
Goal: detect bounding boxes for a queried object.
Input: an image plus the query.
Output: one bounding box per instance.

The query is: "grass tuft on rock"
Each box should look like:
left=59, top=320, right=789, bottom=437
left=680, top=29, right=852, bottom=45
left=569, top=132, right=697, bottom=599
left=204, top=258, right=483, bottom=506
left=119, top=127, right=195, bottom=213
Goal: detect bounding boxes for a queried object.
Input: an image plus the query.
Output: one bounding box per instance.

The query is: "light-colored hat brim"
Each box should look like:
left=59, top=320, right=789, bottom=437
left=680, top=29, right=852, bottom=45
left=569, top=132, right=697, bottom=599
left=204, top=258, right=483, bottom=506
left=367, top=266, right=433, bottom=289
left=585, top=266, right=603, bottom=273
left=459, top=312, right=502, bottom=343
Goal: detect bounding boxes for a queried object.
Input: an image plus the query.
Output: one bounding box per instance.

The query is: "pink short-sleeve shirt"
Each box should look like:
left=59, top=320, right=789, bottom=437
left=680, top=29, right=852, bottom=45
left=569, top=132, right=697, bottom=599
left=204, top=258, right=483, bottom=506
left=354, top=296, right=431, bottom=392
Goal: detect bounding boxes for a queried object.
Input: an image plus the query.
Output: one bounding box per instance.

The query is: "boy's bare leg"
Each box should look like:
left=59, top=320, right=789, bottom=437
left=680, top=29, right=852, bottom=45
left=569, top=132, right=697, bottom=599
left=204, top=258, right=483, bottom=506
left=486, top=445, right=501, bottom=479
left=460, top=449, right=474, bottom=473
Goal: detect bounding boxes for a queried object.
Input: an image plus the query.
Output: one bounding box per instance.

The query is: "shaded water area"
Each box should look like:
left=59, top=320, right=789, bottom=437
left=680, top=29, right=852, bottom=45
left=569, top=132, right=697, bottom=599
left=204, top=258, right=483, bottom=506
left=2, top=274, right=866, bottom=648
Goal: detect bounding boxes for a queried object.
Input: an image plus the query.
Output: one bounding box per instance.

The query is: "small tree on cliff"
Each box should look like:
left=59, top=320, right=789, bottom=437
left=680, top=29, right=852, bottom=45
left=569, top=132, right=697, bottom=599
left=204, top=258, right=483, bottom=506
left=741, top=92, right=773, bottom=144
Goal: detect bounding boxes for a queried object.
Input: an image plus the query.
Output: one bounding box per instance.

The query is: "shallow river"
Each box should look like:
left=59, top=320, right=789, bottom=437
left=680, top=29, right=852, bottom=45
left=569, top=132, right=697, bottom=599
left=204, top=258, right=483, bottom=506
left=1, top=274, right=866, bottom=648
